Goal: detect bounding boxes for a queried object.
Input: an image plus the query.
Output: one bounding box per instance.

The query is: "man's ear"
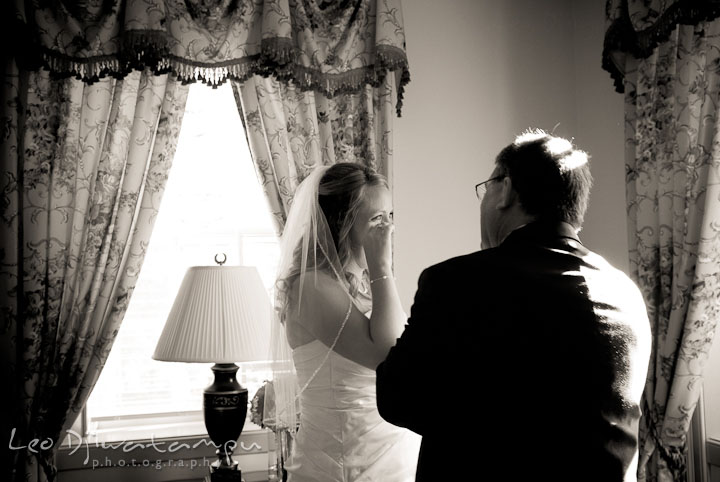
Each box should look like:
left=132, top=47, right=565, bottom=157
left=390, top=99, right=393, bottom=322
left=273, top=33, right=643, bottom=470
left=496, top=176, right=517, bottom=209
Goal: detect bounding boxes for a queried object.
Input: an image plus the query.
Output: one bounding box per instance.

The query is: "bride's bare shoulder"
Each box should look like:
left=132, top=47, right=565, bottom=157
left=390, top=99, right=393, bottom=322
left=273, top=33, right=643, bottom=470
left=288, top=270, right=342, bottom=295
left=288, top=270, right=349, bottom=318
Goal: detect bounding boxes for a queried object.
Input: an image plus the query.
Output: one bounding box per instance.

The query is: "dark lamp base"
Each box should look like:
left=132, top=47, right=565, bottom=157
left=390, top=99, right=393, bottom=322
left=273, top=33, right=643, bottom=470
left=204, top=363, right=248, bottom=482
left=210, top=466, right=243, bottom=482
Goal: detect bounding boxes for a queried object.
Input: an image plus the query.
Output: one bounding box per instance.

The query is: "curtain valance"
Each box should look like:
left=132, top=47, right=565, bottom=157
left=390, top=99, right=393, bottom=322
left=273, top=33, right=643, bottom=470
left=603, top=0, right=720, bottom=92
left=7, top=0, right=410, bottom=114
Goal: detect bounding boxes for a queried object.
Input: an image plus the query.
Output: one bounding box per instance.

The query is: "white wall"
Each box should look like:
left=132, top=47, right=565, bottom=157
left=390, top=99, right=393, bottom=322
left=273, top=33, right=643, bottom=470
left=571, top=0, right=628, bottom=274
left=394, top=0, right=626, bottom=309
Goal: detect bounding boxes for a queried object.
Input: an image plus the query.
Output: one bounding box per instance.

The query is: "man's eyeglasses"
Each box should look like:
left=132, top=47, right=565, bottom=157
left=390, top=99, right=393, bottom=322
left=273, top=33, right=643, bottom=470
left=475, top=175, right=505, bottom=199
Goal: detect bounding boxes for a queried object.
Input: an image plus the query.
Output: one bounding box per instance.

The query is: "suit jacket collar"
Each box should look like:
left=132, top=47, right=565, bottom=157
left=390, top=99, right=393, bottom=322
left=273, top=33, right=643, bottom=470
left=500, top=220, right=583, bottom=250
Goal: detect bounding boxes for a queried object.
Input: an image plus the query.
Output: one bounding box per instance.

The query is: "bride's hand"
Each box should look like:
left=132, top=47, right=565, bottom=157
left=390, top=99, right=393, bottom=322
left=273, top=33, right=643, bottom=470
left=363, top=221, right=394, bottom=275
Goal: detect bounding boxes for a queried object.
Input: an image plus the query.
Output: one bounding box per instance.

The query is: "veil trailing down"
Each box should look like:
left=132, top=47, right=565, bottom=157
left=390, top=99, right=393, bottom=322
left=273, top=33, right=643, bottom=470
left=265, top=165, right=345, bottom=432
left=264, top=166, right=354, bottom=474
left=264, top=164, right=420, bottom=482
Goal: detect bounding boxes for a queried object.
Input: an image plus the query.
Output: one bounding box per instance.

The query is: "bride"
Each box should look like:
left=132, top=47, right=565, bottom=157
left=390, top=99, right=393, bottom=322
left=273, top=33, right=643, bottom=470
left=269, top=163, right=421, bottom=481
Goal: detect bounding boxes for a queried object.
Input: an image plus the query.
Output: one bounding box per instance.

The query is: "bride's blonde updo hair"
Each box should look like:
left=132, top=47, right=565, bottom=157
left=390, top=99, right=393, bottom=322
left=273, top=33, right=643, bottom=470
left=318, top=162, right=388, bottom=275
left=276, top=163, right=387, bottom=322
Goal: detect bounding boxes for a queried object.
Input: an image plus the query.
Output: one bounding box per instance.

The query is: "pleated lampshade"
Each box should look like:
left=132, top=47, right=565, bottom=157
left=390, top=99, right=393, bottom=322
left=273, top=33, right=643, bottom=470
left=153, top=266, right=272, bottom=363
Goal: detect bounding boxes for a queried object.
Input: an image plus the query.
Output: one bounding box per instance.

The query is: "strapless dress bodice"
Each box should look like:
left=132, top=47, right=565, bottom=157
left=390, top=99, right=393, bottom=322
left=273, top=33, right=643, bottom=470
left=287, top=339, right=420, bottom=482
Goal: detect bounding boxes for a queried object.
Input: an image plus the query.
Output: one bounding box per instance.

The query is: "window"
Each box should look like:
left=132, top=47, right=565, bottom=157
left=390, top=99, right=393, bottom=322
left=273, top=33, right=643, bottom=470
left=83, top=82, right=278, bottom=441
left=705, top=330, right=720, bottom=442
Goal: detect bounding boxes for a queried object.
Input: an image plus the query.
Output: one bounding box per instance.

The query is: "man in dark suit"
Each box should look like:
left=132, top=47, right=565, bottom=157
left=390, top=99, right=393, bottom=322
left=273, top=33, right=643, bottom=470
left=376, top=130, right=651, bottom=482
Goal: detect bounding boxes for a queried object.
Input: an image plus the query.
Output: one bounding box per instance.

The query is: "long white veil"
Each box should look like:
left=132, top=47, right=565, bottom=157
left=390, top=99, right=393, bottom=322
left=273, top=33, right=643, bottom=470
left=264, top=165, right=355, bottom=435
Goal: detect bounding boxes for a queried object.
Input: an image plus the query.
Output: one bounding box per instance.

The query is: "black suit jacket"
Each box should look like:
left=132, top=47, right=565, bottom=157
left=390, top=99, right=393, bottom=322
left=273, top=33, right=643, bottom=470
left=376, top=222, right=651, bottom=482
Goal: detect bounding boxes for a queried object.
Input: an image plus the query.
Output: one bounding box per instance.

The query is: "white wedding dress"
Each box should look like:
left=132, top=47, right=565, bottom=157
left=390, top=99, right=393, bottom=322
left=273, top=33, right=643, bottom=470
left=286, top=308, right=421, bottom=482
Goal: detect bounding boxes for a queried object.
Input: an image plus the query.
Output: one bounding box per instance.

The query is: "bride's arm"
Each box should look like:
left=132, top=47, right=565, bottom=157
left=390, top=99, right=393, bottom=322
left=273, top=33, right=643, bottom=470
left=287, top=222, right=405, bottom=369
left=363, top=221, right=406, bottom=349
left=289, top=270, right=406, bottom=370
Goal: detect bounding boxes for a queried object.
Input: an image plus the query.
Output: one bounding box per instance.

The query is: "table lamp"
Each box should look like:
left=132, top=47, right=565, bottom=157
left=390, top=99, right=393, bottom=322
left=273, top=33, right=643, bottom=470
left=153, top=260, right=272, bottom=482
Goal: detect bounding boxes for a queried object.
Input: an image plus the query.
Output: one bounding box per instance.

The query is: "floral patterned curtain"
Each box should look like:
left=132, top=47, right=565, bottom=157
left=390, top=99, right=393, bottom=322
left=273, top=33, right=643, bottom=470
left=0, top=61, right=188, bottom=482
left=604, top=2, right=720, bottom=481
left=232, top=73, right=396, bottom=230
left=7, top=0, right=409, bottom=116
left=229, top=0, right=407, bottom=230
left=603, top=0, right=720, bottom=92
